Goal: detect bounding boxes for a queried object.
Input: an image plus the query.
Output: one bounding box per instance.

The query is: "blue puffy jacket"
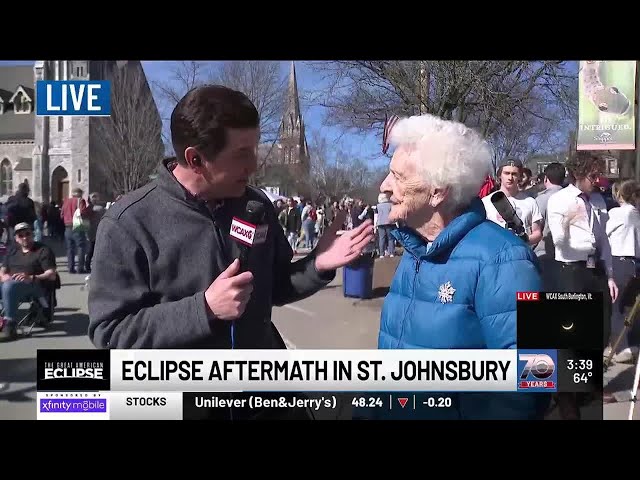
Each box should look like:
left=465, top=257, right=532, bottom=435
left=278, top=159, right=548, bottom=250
left=373, top=198, right=550, bottom=420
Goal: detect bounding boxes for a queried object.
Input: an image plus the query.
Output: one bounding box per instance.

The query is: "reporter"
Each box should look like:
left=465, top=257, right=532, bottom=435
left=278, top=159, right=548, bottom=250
left=88, top=85, right=373, bottom=352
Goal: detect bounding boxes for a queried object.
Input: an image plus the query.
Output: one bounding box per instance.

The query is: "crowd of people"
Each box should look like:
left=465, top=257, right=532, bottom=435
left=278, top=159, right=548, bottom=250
left=480, top=154, right=640, bottom=416
left=272, top=195, right=394, bottom=257
left=0, top=184, right=109, bottom=340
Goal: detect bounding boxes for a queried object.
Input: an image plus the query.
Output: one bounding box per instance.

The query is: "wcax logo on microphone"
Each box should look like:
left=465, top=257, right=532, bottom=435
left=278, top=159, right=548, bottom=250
left=230, top=217, right=268, bottom=246
left=37, top=349, right=110, bottom=392
left=517, top=349, right=557, bottom=392
left=36, top=80, right=111, bottom=116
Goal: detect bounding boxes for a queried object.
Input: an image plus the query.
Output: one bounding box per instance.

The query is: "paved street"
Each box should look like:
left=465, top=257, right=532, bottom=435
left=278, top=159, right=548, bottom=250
left=603, top=361, right=640, bottom=420
left=1, top=245, right=637, bottom=420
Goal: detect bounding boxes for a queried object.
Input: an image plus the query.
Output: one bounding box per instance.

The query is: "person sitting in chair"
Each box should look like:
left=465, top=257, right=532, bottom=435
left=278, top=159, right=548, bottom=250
left=0, top=222, right=57, bottom=341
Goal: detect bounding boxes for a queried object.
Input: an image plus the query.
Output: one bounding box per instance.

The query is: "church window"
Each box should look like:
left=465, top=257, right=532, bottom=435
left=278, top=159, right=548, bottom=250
left=77, top=169, right=82, bottom=182
left=1, top=159, right=13, bottom=196
left=58, top=116, right=64, bottom=132
left=76, top=65, right=85, bottom=77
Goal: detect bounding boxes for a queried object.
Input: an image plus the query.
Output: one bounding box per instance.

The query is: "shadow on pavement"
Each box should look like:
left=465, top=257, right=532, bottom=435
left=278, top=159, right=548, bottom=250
left=45, top=313, right=89, bottom=338
left=605, top=364, right=637, bottom=394
left=0, top=357, right=37, bottom=402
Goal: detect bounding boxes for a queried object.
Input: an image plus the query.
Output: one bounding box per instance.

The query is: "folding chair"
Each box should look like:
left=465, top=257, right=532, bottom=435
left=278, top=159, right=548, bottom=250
left=0, top=274, right=60, bottom=337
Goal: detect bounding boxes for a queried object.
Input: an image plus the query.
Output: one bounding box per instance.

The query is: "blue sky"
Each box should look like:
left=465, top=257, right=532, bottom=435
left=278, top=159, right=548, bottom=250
left=141, top=60, right=384, bottom=165
left=0, top=60, right=580, bottom=168
left=0, top=60, right=385, bottom=167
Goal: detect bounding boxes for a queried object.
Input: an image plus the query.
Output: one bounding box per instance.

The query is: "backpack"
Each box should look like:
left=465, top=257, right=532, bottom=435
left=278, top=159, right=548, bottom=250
left=478, top=175, right=496, bottom=198
left=72, top=200, right=89, bottom=232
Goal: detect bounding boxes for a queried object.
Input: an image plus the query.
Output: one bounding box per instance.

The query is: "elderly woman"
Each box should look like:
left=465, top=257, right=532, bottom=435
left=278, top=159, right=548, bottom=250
left=377, top=114, right=548, bottom=420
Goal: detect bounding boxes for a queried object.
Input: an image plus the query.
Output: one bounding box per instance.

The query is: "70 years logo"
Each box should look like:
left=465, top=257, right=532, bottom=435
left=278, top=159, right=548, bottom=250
left=517, top=349, right=557, bottom=391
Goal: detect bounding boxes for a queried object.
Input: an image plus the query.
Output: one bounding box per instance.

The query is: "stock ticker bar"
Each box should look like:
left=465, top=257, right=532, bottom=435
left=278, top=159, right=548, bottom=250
left=35, top=321, right=603, bottom=420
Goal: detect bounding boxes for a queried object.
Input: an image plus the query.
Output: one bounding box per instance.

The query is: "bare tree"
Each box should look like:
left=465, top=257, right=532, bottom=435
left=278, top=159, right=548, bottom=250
left=305, top=128, right=385, bottom=202
left=93, top=62, right=164, bottom=194
left=152, top=61, right=211, bottom=153
left=152, top=61, right=285, bottom=156
left=306, top=61, right=578, bottom=167
left=211, top=61, right=285, bottom=144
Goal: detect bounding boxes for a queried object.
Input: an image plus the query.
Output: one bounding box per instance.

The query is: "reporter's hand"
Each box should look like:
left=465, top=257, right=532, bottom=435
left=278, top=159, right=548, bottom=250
left=204, top=259, right=253, bottom=320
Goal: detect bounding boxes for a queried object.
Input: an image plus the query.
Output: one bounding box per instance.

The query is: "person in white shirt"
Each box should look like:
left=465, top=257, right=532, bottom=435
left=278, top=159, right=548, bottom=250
left=546, top=151, right=619, bottom=418
left=533, top=163, right=566, bottom=291
left=546, top=152, right=618, bottom=343
left=482, top=158, right=543, bottom=247
left=606, top=179, right=640, bottom=364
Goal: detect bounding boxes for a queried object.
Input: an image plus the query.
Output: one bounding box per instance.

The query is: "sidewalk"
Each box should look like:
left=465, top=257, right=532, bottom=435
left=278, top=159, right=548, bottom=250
left=603, top=360, right=639, bottom=420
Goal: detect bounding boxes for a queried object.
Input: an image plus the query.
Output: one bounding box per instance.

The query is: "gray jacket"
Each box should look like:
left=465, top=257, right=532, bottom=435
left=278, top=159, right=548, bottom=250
left=88, top=159, right=335, bottom=350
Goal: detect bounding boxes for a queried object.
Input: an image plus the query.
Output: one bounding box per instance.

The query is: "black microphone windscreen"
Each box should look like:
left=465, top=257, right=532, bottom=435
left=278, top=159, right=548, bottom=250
left=245, top=200, right=266, bottom=225
left=491, top=191, right=520, bottom=226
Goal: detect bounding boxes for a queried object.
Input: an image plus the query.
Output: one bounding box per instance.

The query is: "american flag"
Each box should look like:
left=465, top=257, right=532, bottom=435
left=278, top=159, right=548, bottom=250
left=382, top=114, right=401, bottom=154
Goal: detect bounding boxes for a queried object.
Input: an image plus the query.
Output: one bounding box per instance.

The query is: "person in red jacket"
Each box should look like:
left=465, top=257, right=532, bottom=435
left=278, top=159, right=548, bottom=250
left=60, top=188, right=90, bottom=274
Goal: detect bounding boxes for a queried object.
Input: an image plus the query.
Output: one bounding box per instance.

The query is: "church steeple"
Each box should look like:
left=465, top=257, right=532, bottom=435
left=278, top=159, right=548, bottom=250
left=285, top=61, right=301, bottom=120
left=279, top=61, right=309, bottom=170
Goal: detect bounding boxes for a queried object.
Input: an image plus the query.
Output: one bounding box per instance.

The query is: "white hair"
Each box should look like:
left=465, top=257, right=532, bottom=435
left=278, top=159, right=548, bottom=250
left=389, top=114, right=493, bottom=211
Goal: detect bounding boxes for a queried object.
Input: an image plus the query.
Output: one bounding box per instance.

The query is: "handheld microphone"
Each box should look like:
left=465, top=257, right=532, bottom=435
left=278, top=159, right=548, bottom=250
left=229, top=200, right=268, bottom=272
left=490, top=191, right=528, bottom=243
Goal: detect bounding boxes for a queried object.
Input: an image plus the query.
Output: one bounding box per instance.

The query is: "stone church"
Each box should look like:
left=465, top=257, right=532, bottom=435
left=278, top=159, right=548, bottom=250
left=0, top=60, right=162, bottom=205
left=258, top=61, right=311, bottom=197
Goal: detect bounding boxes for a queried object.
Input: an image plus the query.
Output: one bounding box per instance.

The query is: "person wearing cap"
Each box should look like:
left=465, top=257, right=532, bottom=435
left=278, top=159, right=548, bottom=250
left=481, top=158, right=543, bottom=247
left=0, top=222, right=57, bottom=341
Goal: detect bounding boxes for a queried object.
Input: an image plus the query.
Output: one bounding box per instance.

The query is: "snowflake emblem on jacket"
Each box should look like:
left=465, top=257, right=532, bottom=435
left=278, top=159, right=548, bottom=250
left=438, top=281, right=456, bottom=304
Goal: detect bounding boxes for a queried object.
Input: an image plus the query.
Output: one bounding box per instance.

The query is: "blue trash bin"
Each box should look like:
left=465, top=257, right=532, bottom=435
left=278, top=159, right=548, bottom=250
left=343, top=253, right=375, bottom=299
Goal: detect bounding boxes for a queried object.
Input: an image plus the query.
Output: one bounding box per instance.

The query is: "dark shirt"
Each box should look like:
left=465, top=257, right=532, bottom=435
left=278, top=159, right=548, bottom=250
left=6, top=194, right=37, bottom=227
left=3, top=242, right=56, bottom=277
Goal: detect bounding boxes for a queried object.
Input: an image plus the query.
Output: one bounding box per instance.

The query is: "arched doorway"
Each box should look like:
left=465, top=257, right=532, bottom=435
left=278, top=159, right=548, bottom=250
left=51, top=166, right=69, bottom=206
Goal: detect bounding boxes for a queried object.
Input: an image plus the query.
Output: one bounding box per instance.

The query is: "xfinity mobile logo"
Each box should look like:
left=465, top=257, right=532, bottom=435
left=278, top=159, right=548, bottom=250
left=43, top=361, right=105, bottom=380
